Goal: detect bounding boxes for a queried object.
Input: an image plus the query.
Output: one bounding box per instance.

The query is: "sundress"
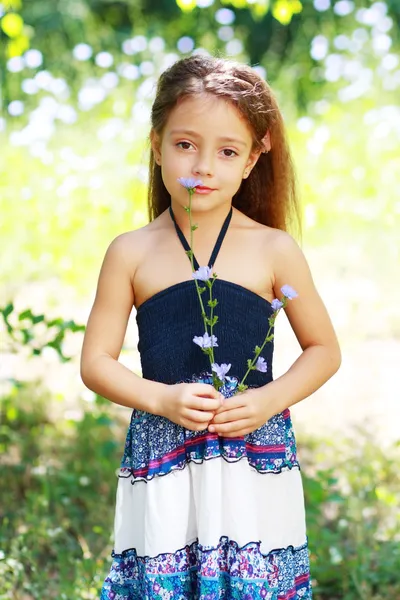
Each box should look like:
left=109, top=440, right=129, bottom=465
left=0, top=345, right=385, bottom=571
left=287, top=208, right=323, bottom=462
left=100, top=206, right=312, bottom=599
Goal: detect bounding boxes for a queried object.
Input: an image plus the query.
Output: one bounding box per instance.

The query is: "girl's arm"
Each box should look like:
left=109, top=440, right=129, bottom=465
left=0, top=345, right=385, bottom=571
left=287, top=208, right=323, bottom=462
left=206, top=230, right=342, bottom=437
left=263, top=231, right=341, bottom=413
left=80, top=233, right=168, bottom=413
left=81, top=233, right=223, bottom=425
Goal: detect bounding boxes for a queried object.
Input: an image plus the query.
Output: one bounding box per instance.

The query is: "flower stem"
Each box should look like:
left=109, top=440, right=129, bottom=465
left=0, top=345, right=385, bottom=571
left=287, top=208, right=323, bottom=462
left=188, top=190, right=209, bottom=334
left=208, top=280, right=216, bottom=364
left=187, top=190, right=217, bottom=385
left=237, top=311, right=279, bottom=390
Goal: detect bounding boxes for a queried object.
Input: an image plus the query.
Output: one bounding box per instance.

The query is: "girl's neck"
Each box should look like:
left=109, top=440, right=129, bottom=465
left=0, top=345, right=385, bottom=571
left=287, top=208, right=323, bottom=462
left=170, top=201, right=234, bottom=236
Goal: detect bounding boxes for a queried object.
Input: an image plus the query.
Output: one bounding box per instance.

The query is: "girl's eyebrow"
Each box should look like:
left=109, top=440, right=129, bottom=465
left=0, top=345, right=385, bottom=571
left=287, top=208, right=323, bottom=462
left=169, top=129, right=247, bottom=147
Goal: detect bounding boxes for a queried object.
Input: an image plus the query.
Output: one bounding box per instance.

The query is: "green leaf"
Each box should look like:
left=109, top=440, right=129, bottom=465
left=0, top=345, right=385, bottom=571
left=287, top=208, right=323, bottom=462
left=32, top=314, right=45, bottom=324
left=211, top=315, right=218, bottom=326
left=198, top=286, right=206, bottom=294
left=1, top=13, right=24, bottom=38
left=185, top=250, right=193, bottom=258
left=237, top=383, right=248, bottom=393
left=202, top=347, right=212, bottom=356
left=184, top=206, right=190, bottom=212
left=254, top=345, right=261, bottom=354
left=207, top=299, right=218, bottom=308
left=176, top=0, right=196, bottom=12
left=2, top=303, right=14, bottom=318
left=47, top=318, right=64, bottom=326
left=275, top=0, right=303, bottom=26
left=212, top=375, right=223, bottom=390
left=19, top=309, right=33, bottom=321
left=191, top=224, right=198, bottom=231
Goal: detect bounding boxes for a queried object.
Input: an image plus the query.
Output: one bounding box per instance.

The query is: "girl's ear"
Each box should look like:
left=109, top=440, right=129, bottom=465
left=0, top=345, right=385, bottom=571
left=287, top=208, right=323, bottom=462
left=242, top=149, right=263, bottom=179
left=243, top=130, right=272, bottom=177
left=150, top=129, right=162, bottom=164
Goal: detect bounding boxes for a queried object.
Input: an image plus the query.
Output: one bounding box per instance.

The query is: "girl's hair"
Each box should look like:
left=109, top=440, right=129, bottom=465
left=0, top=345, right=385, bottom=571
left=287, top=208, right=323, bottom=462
left=148, top=54, right=301, bottom=237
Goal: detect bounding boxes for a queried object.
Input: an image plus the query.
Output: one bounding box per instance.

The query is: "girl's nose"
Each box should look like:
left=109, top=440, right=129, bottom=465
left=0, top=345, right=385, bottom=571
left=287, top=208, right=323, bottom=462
left=192, top=153, right=214, bottom=177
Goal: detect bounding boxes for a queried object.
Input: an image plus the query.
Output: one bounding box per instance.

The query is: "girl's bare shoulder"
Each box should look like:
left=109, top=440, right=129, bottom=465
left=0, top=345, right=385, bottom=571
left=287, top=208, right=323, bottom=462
left=234, top=209, right=299, bottom=252
left=109, top=213, right=167, bottom=274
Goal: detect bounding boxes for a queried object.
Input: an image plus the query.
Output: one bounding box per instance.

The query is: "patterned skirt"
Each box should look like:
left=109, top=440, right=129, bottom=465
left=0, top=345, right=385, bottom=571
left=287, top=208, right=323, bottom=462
left=100, top=379, right=312, bottom=600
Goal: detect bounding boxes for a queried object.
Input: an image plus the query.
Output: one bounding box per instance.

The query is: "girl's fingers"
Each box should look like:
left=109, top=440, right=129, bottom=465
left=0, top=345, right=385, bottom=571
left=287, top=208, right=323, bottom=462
left=209, top=419, right=251, bottom=435
left=184, top=408, right=215, bottom=423
left=214, top=396, right=248, bottom=410
left=219, top=429, right=250, bottom=438
left=211, top=407, right=247, bottom=424
left=190, top=395, right=223, bottom=411
left=191, top=383, right=221, bottom=398
left=183, top=421, right=209, bottom=431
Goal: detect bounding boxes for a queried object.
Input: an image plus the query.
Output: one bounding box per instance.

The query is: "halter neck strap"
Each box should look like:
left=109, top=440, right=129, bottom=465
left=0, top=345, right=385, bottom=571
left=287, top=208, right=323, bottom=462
left=169, top=206, right=233, bottom=271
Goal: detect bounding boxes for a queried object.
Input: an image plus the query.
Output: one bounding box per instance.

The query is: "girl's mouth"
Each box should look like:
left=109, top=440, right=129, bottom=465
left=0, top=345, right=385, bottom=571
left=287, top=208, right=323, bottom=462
left=195, top=186, right=216, bottom=194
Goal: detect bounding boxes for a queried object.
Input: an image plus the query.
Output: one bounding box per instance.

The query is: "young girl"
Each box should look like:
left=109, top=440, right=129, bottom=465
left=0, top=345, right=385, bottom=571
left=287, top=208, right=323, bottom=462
left=81, top=54, right=341, bottom=600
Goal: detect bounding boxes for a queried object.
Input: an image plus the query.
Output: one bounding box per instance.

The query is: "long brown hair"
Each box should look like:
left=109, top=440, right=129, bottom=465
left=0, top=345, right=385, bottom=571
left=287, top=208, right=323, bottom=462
left=148, top=55, right=301, bottom=237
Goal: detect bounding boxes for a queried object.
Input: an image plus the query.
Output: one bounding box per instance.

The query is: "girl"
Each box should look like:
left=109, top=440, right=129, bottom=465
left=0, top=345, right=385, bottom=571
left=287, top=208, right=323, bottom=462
left=81, top=54, right=341, bottom=599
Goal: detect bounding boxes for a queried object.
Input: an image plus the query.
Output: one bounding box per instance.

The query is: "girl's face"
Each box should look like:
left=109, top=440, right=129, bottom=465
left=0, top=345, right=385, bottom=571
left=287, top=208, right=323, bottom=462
left=151, top=93, right=261, bottom=212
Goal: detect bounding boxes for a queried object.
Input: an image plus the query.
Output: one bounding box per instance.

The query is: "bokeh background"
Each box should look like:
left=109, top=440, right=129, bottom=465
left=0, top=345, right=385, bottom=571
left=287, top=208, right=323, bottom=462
left=1, top=0, right=399, bottom=598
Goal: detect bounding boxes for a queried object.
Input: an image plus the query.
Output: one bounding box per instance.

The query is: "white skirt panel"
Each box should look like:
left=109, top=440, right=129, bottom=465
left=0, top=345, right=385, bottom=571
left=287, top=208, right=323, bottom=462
left=114, top=457, right=307, bottom=557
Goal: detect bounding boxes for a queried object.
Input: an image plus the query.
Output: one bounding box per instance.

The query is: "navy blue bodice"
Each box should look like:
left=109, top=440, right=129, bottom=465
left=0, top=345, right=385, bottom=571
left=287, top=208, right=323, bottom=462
left=135, top=208, right=275, bottom=387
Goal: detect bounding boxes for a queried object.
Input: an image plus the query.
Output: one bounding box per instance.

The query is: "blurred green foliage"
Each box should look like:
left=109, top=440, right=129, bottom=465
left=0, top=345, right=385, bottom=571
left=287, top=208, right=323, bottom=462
left=1, top=375, right=400, bottom=598
left=0, top=380, right=121, bottom=599
left=1, top=1, right=400, bottom=597
left=1, top=0, right=400, bottom=106
left=301, top=434, right=400, bottom=599
left=2, top=303, right=85, bottom=361
left=1, top=307, right=400, bottom=598
left=1, top=0, right=399, bottom=294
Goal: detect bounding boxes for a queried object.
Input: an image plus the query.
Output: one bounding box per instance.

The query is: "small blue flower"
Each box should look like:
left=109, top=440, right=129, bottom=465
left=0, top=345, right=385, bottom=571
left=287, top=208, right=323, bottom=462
left=193, top=332, right=218, bottom=348
left=211, top=362, right=231, bottom=380
left=192, top=266, right=213, bottom=282
left=177, top=177, right=203, bottom=190
left=271, top=299, right=283, bottom=311
left=281, top=284, right=298, bottom=300
left=255, top=356, right=268, bottom=373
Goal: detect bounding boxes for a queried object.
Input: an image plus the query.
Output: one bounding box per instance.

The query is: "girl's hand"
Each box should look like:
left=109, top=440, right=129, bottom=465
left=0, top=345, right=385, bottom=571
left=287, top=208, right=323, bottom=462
left=207, top=387, right=274, bottom=437
left=157, top=383, right=224, bottom=432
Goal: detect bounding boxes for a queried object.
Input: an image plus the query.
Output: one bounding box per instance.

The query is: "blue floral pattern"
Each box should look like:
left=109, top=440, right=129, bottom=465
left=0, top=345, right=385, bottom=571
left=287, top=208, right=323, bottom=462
left=103, top=371, right=311, bottom=598
left=119, top=372, right=299, bottom=483
left=100, top=536, right=311, bottom=599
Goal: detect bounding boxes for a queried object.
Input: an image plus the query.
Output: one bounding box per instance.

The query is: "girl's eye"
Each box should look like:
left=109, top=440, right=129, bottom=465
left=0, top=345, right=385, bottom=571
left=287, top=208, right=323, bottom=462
left=222, top=149, right=238, bottom=158
left=177, top=141, right=193, bottom=150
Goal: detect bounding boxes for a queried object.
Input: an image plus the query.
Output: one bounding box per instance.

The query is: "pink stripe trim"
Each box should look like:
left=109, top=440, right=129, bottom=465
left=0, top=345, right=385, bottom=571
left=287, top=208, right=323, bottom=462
left=278, top=589, right=296, bottom=599
left=278, top=572, right=310, bottom=599
left=295, top=573, right=310, bottom=584
left=133, top=425, right=290, bottom=476
left=134, top=448, right=186, bottom=475
left=184, top=433, right=218, bottom=446
left=245, top=443, right=286, bottom=454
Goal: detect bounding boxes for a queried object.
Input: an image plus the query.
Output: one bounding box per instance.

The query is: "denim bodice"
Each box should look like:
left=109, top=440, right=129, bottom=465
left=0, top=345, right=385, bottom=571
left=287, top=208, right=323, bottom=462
left=135, top=207, right=275, bottom=387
